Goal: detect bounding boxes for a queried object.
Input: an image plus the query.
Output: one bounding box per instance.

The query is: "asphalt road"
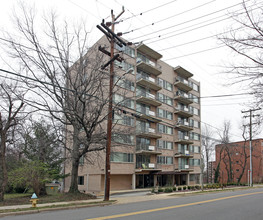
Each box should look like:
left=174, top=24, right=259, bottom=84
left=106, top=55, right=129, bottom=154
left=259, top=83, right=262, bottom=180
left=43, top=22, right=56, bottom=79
left=2, top=188, right=263, bottom=220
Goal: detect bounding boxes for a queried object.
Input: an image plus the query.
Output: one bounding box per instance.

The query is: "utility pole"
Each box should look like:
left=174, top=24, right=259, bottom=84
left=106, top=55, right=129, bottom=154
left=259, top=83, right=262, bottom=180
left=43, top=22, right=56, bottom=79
left=241, top=108, right=261, bottom=187
left=97, top=7, right=125, bottom=201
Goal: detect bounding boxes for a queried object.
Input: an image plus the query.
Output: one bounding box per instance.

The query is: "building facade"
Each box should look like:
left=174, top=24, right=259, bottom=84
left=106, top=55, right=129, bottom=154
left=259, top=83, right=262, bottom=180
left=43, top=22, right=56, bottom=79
left=215, top=139, right=263, bottom=184
left=64, top=36, right=201, bottom=193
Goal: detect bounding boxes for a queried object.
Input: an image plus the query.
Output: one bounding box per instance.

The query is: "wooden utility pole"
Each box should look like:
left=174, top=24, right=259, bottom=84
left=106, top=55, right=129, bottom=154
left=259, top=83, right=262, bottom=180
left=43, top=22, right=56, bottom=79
left=241, top=108, right=261, bottom=187
left=97, top=7, right=125, bottom=201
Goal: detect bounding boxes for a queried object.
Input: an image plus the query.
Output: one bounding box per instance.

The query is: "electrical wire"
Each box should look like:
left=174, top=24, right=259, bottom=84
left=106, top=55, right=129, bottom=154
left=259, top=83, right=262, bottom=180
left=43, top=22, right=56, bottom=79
left=122, top=0, right=216, bottom=35
left=120, top=0, right=179, bottom=22
left=130, top=1, right=249, bottom=40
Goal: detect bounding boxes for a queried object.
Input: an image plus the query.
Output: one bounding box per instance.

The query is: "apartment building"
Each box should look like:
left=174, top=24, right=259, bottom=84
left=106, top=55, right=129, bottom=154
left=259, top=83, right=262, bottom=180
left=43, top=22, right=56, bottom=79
left=215, top=139, right=263, bottom=184
left=64, top=36, right=201, bottom=193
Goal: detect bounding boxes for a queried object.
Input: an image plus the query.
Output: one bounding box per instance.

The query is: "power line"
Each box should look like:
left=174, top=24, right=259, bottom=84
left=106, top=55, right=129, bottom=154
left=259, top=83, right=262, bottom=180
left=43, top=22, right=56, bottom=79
left=130, top=1, right=249, bottom=40
left=120, top=0, right=179, bottom=22
left=122, top=0, right=216, bottom=35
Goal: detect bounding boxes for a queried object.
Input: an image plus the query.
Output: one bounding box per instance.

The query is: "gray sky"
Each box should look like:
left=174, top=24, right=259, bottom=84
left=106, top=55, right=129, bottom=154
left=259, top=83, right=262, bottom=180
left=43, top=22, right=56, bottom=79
left=0, top=0, right=261, bottom=141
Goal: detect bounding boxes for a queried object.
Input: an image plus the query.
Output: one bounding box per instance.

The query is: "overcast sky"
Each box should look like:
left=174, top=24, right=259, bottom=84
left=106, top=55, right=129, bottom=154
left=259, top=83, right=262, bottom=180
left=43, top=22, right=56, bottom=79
left=0, top=0, right=261, bottom=142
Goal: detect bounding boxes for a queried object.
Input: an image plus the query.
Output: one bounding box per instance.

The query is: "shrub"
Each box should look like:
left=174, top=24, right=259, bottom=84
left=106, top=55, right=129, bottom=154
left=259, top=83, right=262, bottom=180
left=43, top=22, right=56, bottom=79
left=164, top=187, right=173, bottom=193
left=195, top=185, right=200, bottom=190
left=187, top=186, right=191, bottom=190
left=178, top=186, right=182, bottom=191
left=173, top=186, right=177, bottom=191
left=151, top=188, right=155, bottom=193
left=183, top=186, right=187, bottom=190
left=158, top=188, right=164, bottom=193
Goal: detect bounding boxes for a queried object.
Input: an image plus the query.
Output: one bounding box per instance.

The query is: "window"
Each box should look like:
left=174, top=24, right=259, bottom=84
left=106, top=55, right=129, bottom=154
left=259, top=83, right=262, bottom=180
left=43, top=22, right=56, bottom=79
left=114, top=76, right=135, bottom=91
left=189, top=159, right=200, bottom=166
left=136, top=120, right=150, bottom=133
left=136, top=85, right=151, bottom=98
left=190, top=174, right=195, bottom=181
left=112, top=133, right=134, bottom=145
left=137, top=52, right=156, bottom=67
left=78, top=176, right=84, bottom=185
left=157, top=140, right=173, bottom=149
left=157, top=123, right=173, bottom=135
left=114, top=60, right=135, bottom=74
left=189, top=106, right=200, bottom=116
left=113, top=94, right=135, bottom=109
left=157, top=156, right=173, bottom=164
left=79, top=156, right=84, bottom=165
left=190, top=145, right=201, bottom=153
left=189, top=81, right=200, bottom=92
left=236, top=152, right=239, bottom=155
left=189, top=132, right=200, bottom=141
left=236, top=169, right=239, bottom=172
left=157, top=78, right=173, bottom=91
left=189, top=119, right=200, bottom=128
left=236, top=161, right=239, bottom=164
left=136, top=103, right=150, bottom=115
left=113, top=114, right=134, bottom=126
left=189, top=94, right=199, bottom=103
left=136, top=137, right=151, bottom=150
left=111, top=152, right=134, bottom=163
left=157, top=93, right=173, bottom=105
left=157, top=108, right=173, bottom=120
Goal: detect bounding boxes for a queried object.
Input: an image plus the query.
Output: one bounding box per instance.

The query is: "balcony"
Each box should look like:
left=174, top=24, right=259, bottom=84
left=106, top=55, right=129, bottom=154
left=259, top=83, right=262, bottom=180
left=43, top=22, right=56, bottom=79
left=174, top=150, right=194, bottom=158
left=175, top=120, right=193, bottom=131
left=136, top=75, right=162, bottom=91
left=174, top=106, right=193, bottom=118
left=176, top=164, right=194, bottom=172
left=136, top=59, right=162, bottom=76
left=136, top=145, right=162, bottom=155
left=174, top=66, right=193, bottom=79
left=136, top=92, right=162, bottom=107
left=175, top=135, right=193, bottom=144
left=174, top=77, right=192, bottom=92
left=135, top=162, right=161, bottom=171
left=137, top=44, right=163, bottom=60
left=137, top=110, right=162, bottom=123
left=136, top=128, right=162, bottom=139
left=174, top=91, right=193, bottom=105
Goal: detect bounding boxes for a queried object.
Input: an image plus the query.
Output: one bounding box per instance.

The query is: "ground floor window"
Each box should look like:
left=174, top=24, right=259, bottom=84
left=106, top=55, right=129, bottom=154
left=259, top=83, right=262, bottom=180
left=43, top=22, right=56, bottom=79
left=136, top=174, right=154, bottom=188
left=78, top=176, right=84, bottom=185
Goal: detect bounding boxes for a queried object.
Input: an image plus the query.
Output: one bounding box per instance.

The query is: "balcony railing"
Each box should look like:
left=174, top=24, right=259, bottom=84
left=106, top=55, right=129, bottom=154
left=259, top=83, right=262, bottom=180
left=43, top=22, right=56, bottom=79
left=136, top=128, right=162, bottom=139
left=136, top=58, right=162, bottom=76
left=136, top=162, right=159, bottom=170
left=174, top=91, right=193, bottom=105
left=136, top=145, right=162, bottom=154
left=136, top=92, right=162, bottom=107
left=136, top=74, right=162, bottom=91
left=175, top=150, right=194, bottom=158
left=174, top=106, right=193, bottom=118
left=176, top=120, right=193, bottom=131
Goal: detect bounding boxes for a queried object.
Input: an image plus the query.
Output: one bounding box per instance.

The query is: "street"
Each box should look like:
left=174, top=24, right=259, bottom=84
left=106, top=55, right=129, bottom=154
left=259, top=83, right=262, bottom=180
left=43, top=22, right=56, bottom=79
left=1, top=188, right=263, bottom=220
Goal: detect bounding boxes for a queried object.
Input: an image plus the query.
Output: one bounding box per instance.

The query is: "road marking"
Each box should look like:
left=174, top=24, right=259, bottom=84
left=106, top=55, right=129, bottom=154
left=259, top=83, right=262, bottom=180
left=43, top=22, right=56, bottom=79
left=86, top=191, right=263, bottom=220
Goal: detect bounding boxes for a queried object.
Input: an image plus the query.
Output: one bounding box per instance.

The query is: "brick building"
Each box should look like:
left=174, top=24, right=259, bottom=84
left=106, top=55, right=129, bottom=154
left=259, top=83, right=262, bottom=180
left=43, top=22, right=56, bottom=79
left=64, top=36, right=202, bottom=193
left=215, top=139, right=263, bottom=184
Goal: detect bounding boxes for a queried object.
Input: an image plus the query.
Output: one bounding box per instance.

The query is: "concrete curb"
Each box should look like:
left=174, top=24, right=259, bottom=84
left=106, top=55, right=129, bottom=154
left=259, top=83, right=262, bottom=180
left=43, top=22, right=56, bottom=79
left=0, top=201, right=117, bottom=218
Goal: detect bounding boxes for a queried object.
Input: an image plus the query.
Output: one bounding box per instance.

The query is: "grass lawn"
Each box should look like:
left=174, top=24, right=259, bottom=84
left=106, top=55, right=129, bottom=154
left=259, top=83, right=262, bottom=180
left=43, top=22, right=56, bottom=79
left=1, top=192, right=96, bottom=206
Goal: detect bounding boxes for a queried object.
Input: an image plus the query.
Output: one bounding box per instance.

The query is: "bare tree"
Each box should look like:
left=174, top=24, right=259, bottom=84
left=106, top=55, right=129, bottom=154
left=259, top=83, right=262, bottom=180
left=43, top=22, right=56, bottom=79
left=0, top=82, right=25, bottom=201
left=215, top=120, right=232, bottom=183
left=201, top=125, right=215, bottom=183
left=219, top=0, right=263, bottom=113
left=1, top=3, right=131, bottom=193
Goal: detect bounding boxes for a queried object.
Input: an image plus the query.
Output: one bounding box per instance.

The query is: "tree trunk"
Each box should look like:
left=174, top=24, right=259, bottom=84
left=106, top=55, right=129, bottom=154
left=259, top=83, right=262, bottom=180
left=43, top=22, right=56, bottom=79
left=0, top=135, right=7, bottom=202
left=68, top=157, right=80, bottom=193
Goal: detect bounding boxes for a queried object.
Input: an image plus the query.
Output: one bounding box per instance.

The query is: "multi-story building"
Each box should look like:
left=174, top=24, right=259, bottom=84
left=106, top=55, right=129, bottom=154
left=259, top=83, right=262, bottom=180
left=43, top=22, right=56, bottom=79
left=215, top=139, right=263, bottom=184
left=64, top=36, right=201, bottom=193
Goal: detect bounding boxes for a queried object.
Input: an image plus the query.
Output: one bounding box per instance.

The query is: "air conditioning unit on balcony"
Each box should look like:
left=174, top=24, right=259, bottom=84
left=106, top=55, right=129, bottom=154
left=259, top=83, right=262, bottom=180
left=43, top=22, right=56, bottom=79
left=148, top=93, right=155, bottom=99
left=185, top=165, right=189, bottom=169
left=184, top=136, right=189, bottom=140
left=149, top=111, right=155, bottom=116
left=149, top=163, right=155, bottom=168
left=184, top=121, right=189, bottom=126
left=148, top=128, right=155, bottom=133
left=183, top=93, right=188, bottom=98
left=149, top=77, right=155, bottom=83
left=148, top=145, right=155, bottom=151
left=184, top=107, right=189, bottom=112
left=185, top=150, right=190, bottom=155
